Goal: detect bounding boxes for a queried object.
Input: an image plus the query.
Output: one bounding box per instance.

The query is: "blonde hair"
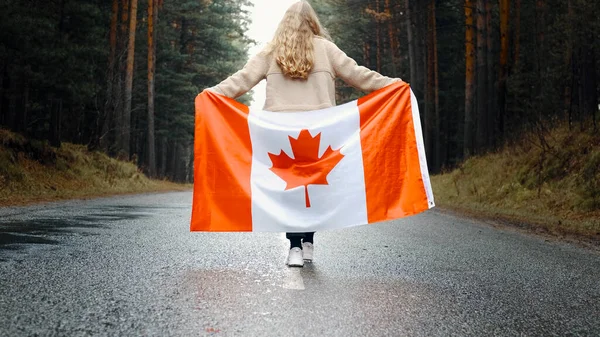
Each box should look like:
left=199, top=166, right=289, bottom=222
left=266, top=1, right=331, bottom=79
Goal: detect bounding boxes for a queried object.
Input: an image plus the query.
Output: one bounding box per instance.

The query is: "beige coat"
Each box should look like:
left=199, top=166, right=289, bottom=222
left=208, top=37, right=401, bottom=112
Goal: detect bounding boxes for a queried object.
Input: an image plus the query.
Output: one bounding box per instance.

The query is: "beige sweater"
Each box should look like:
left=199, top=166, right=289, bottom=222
left=208, top=37, right=400, bottom=112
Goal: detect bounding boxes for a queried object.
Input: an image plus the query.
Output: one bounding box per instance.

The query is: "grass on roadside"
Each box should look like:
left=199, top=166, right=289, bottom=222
left=0, top=129, right=190, bottom=206
left=431, top=123, right=600, bottom=240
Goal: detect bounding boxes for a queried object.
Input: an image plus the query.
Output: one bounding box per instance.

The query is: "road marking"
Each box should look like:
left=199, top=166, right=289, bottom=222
left=282, top=267, right=305, bottom=290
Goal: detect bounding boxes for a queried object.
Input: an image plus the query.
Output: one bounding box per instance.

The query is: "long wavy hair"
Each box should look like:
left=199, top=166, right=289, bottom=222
left=266, top=1, right=331, bottom=79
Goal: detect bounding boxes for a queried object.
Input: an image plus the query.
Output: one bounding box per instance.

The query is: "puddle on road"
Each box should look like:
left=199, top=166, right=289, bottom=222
left=0, top=232, right=58, bottom=246
left=0, top=206, right=153, bottom=253
left=0, top=218, right=103, bottom=257
left=0, top=202, right=189, bottom=260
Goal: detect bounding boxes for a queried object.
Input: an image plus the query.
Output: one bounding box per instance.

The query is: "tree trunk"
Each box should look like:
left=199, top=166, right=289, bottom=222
left=0, top=68, right=4, bottom=126
left=534, top=0, right=546, bottom=126
left=22, top=77, right=29, bottom=135
left=486, top=0, right=495, bottom=147
left=159, top=135, right=168, bottom=177
left=581, top=46, right=598, bottom=129
left=176, top=142, right=187, bottom=182
left=564, top=0, right=573, bottom=127
left=168, top=139, right=177, bottom=181
left=424, top=0, right=433, bottom=167
left=405, top=0, right=416, bottom=86
left=498, top=0, right=509, bottom=141
left=426, top=0, right=439, bottom=171
left=8, top=70, right=17, bottom=131
left=513, top=0, right=521, bottom=69
left=122, top=0, right=138, bottom=159
left=415, top=1, right=426, bottom=102
left=464, top=0, right=476, bottom=158
left=375, top=0, right=382, bottom=73
left=115, top=0, right=129, bottom=155
left=146, top=0, right=157, bottom=177
left=535, top=0, right=545, bottom=78
left=475, top=0, right=487, bottom=153
left=385, top=0, right=400, bottom=76
left=98, top=0, right=120, bottom=151
left=49, top=99, right=62, bottom=148
left=432, top=0, right=441, bottom=170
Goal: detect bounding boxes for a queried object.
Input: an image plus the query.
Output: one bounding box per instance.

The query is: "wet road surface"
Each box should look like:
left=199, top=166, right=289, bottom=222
left=1, top=191, right=599, bottom=336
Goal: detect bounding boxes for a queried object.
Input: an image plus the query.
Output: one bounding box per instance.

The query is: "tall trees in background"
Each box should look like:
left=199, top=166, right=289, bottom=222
left=312, top=0, right=599, bottom=172
left=146, top=0, right=157, bottom=177
left=464, top=0, right=475, bottom=158
left=475, top=0, right=488, bottom=152
left=426, top=0, right=440, bottom=171
left=99, top=0, right=120, bottom=152
left=404, top=0, right=416, bottom=90
left=0, top=0, right=108, bottom=146
left=1, top=0, right=598, bottom=178
left=123, top=0, right=138, bottom=159
left=0, top=0, right=252, bottom=181
left=498, top=0, right=509, bottom=140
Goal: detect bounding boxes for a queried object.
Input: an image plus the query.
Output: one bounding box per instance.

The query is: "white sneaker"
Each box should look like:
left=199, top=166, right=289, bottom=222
left=286, top=247, right=304, bottom=267
left=302, top=242, right=313, bottom=262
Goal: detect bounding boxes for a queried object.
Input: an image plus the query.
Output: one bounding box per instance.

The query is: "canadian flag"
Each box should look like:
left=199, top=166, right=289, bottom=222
left=191, top=81, right=434, bottom=232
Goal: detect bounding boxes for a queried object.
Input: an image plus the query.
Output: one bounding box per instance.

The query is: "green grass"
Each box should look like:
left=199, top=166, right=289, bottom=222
left=431, top=123, right=600, bottom=240
left=0, top=128, right=190, bottom=206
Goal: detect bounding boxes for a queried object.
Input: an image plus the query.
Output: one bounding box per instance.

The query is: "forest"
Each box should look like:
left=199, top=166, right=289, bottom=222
left=0, top=0, right=598, bottom=182
left=0, top=0, right=252, bottom=182
left=311, top=0, right=599, bottom=173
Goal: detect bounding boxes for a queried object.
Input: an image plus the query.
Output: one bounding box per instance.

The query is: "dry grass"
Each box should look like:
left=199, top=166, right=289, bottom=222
left=431, top=123, right=600, bottom=240
left=0, top=129, right=190, bottom=206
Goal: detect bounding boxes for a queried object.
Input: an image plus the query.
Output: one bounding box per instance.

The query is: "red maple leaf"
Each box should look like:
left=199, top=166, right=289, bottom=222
left=268, top=129, right=345, bottom=208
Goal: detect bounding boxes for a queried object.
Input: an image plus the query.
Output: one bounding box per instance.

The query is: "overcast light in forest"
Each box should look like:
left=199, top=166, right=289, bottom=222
left=246, top=0, right=297, bottom=109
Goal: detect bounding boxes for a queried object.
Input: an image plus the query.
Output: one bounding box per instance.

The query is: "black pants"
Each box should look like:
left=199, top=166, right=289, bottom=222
left=286, top=232, right=315, bottom=248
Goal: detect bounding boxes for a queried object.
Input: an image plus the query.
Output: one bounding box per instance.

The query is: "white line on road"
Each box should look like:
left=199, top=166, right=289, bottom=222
left=282, top=267, right=305, bottom=290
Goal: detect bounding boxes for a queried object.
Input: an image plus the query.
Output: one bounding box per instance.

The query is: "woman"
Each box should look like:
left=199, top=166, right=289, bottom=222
left=206, top=0, right=401, bottom=267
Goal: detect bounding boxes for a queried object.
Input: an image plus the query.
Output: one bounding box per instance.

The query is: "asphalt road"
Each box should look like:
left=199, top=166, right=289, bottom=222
left=0, top=191, right=599, bottom=337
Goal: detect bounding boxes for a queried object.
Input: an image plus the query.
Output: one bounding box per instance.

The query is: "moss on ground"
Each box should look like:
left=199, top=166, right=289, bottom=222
left=0, top=129, right=190, bottom=206
left=431, top=123, right=600, bottom=240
